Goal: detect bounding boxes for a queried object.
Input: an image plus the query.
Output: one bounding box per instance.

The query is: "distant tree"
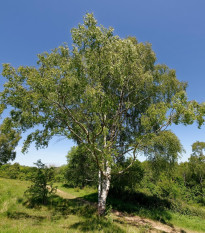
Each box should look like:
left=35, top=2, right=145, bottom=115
left=191, top=141, right=205, bottom=157
left=65, top=145, right=98, bottom=188
left=111, top=159, right=144, bottom=193
left=0, top=163, right=19, bottom=179
left=142, top=131, right=183, bottom=178
left=54, top=165, right=67, bottom=183
left=187, top=141, right=205, bottom=202
left=18, top=165, right=38, bottom=180
left=8, top=162, right=20, bottom=179
left=1, top=13, right=204, bottom=215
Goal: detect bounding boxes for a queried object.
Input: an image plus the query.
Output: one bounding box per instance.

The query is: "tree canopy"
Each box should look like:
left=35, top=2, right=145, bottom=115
left=191, top=141, right=205, bottom=157
left=1, top=13, right=205, bottom=214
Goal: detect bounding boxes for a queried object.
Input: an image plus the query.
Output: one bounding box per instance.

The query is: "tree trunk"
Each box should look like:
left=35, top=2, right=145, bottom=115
left=98, top=115, right=111, bottom=215
left=98, top=165, right=111, bottom=216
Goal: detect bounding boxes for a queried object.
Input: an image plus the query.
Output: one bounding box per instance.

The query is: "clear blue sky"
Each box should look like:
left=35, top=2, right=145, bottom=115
left=0, top=0, right=205, bottom=166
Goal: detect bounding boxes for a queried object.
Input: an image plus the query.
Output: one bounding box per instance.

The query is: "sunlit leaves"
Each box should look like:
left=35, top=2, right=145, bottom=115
left=0, top=118, right=21, bottom=164
left=0, top=13, right=204, bottom=170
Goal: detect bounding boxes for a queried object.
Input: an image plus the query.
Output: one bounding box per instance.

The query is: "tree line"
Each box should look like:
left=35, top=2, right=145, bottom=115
left=1, top=141, right=205, bottom=206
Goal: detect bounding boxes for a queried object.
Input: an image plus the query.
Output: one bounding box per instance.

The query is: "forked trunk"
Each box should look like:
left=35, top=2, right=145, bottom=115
left=98, top=166, right=111, bottom=216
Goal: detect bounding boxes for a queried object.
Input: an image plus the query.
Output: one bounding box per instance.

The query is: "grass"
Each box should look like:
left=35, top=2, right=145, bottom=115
left=168, top=212, right=205, bottom=233
left=55, top=182, right=97, bottom=198
left=0, top=178, right=138, bottom=233
left=1, top=178, right=205, bottom=232
left=59, top=184, right=205, bottom=232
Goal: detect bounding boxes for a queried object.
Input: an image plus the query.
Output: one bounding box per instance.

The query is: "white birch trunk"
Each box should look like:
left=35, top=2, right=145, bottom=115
left=98, top=165, right=111, bottom=215
left=98, top=114, right=111, bottom=215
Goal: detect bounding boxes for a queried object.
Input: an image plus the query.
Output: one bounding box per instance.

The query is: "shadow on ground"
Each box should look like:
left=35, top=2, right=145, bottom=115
left=7, top=211, right=45, bottom=221
left=8, top=188, right=174, bottom=232
left=49, top=195, right=126, bottom=232
left=82, top=189, right=172, bottom=224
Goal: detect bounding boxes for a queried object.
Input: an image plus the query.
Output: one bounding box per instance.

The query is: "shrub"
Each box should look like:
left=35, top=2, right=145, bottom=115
left=24, top=160, right=56, bottom=206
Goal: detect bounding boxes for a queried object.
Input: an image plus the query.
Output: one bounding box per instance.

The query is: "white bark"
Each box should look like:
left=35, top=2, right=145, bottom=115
left=97, top=114, right=111, bottom=215
left=98, top=165, right=111, bottom=215
left=98, top=170, right=102, bottom=202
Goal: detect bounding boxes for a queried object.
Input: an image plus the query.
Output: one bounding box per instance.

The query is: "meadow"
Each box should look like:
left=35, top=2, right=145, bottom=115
left=0, top=178, right=142, bottom=233
left=1, top=177, right=205, bottom=233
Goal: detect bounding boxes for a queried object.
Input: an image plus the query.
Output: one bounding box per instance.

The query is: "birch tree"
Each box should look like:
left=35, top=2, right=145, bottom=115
left=1, top=13, right=204, bottom=215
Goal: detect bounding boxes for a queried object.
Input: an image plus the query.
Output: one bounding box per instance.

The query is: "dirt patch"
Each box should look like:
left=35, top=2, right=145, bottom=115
left=55, top=189, right=76, bottom=199
left=55, top=188, right=97, bottom=207
left=113, top=210, right=199, bottom=233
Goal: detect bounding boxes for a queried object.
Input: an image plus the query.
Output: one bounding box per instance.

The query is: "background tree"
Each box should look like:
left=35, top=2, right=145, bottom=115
left=0, top=118, right=21, bottom=165
left=53, top=165, right=67, bottom=183
left=0, top=162, right=21, bottom=179
left=187, top=141, right=205, bottom=203
left=191, top=141, right=205, bottom=157
left=1, top=13, right=204, bottom=215
left=65, top=145, right=98, bottom=188
left=111, top=159, right=144, bottom=194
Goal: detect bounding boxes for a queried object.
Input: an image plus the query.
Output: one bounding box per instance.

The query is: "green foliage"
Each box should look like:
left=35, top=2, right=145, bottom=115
left=192, top=141, right=205, bottom=156
left=53, top=165, right=67, bottom=183
left=185, top=142, right=205, bottom=203
left=0, top=163, right=20, bottom=179
left=111, top=159, right=144, bottom=193
left=24, top=160, right=56, bottom=206
left=65, top=145, right=98, bottom=188
left=0, top=162, right=38, bottom=180
left=0, top=119, right=21, bottom=165
left=64, top=145, right=144, bottom=192
left=1, top=13, right=204, bottom=214
left=1, top=13, right=203, bottom=172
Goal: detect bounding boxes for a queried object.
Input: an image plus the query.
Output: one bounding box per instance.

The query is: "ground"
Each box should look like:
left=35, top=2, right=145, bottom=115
left=0, top=178, right=204, bottom=233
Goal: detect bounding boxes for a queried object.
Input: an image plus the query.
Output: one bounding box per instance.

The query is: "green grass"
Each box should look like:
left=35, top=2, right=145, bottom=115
left=55, top=183, right=205, bottom=232
left=55, top=182, right=97, bottom=198
left=168, top=212, right=205, bottom=233
left=0, top=178, right=138, bottom=233
left=1, top=178, right=205, bottom=232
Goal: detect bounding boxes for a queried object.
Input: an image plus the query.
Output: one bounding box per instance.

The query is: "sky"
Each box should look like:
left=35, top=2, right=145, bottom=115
left=0, top=0, right=205, bottom=166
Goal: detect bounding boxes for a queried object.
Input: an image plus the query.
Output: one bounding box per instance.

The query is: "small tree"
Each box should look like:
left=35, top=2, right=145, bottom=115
left=24, top=160, right=56, bottom=205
